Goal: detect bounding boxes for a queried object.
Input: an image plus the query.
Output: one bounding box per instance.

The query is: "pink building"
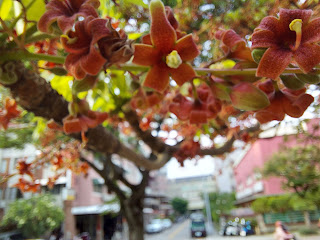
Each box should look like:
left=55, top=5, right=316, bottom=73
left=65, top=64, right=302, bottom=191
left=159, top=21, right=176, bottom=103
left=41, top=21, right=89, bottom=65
left=234, top=119, right=319, bottom=207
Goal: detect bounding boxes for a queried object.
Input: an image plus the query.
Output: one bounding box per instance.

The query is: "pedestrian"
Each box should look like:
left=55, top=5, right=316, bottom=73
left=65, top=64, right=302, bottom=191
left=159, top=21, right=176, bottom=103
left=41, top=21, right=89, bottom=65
left=274, top=221, right=295, bottom=240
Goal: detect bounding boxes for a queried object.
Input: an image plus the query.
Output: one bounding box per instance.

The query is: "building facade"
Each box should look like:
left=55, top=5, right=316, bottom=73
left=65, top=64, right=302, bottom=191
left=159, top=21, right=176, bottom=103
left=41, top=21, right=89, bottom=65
left=167, top=175, right=217, bottom=211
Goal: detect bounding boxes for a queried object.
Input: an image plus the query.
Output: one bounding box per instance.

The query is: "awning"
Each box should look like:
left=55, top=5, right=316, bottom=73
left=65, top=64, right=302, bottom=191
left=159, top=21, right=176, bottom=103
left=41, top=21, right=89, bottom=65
left=71, top=203, right=120, bottom=215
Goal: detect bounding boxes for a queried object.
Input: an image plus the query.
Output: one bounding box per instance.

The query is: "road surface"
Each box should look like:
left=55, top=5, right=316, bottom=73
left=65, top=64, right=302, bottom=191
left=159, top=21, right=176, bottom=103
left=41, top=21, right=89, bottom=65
left=145, top=219, right=320, bottom=240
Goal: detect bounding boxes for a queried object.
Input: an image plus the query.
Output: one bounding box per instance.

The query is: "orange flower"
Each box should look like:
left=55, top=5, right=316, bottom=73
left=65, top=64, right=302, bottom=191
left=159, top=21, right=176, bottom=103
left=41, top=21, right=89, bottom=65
left=132, top=0, right=199, bottom=92
left=255, top=79, right=314, bottom=123
left=0, top=98, right=21, bottom=130
left=252, top=9, right=320, bottom=79
left=38, top=0, right=99, bottom=33
left=215, top=29, right=253, bottom=61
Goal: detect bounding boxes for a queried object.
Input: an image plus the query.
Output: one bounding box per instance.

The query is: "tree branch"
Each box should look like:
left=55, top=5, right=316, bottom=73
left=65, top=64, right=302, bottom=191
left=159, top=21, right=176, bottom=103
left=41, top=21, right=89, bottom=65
left=2, top=61, right=161, bottom=170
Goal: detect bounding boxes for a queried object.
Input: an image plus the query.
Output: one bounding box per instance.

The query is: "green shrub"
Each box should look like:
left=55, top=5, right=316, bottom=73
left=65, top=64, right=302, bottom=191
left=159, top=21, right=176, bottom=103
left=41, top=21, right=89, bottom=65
left=298, top=227, right=319, bottom=235
left=0, top=194, right=64, bottom=238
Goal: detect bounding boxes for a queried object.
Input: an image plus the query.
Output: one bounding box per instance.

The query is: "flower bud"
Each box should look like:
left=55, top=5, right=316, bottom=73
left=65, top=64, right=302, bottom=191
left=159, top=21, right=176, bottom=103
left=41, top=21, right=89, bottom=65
left=251, top=48, right=267, bottom=64
left=0, top=62, right=19, bottom=85
left=46, top=67, right=68, bottom=76
left=72, top=75, right=98, bottom=93
left=230, top=82, right=270, bottom=111
left=295, top=73, right=320, bottom=84
left=280, top=74, right=305, bottom=90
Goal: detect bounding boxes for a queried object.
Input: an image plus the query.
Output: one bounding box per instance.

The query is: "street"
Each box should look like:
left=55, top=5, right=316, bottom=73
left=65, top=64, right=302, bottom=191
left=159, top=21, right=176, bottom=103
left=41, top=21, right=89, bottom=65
left=145, top=219, right=320, bottom=240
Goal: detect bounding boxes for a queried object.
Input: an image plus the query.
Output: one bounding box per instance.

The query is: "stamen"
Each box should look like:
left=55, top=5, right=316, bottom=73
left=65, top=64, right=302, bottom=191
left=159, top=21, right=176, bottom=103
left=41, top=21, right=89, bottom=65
left=289, top=19, right=302, bottom=51
left=166, top=50, right=182, bottom=69
left=61, top=35, right=78, bottom=44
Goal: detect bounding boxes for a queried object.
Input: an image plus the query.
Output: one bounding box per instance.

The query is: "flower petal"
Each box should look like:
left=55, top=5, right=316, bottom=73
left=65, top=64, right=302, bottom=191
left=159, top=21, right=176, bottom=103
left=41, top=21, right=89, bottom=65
left=65, top=54, right=86, bottom=79
left=169, top=63, right=196, bottom=86
left=38, top=10, right=63, bottom=33
left=88, top=18, right=111, bottom=44
left=294, top=43, right=320, bottom=73
left=143, top=63, right=170, bottom=92
left=303, top=17, right=320, bottom=44
left=251, top=29, right=277, bottom=48
left=149, top=0, right=176, bottom=53
left=80, top=45, right=106, bottom=76
left=278, top=9, right=312, bottom=34
left=142, top=34, right=152, bottom=45
left=132, top=44, right=160, bottom=66
left=255, top=16, right=279, bottom=32
left=256, top=47, right=293, bottom=79
left=174, top=34, right=199, bottom=61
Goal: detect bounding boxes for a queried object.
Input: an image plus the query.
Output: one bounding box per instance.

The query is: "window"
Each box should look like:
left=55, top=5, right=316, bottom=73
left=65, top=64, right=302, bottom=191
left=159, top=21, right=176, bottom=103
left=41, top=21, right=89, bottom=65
left=0, top=158, right=10, bottom=173
left=92, top=179, right=104, bottom=193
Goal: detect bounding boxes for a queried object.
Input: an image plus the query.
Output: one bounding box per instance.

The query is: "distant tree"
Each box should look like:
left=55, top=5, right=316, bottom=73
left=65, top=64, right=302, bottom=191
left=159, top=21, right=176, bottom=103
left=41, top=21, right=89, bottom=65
left=261, top=144, right=320, bottom=226
left=262, top=144, right=320, bottom=205
left=207, top=192, right=235, bottom=222
left=171, top=197, right=188, bottom=215
left=0, top=194, right=64, bottom=238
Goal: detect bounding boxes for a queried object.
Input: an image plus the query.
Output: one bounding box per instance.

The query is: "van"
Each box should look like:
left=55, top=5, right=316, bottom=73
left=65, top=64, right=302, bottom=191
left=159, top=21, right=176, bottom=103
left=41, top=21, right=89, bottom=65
left=190, top=218, right=207, bottom=238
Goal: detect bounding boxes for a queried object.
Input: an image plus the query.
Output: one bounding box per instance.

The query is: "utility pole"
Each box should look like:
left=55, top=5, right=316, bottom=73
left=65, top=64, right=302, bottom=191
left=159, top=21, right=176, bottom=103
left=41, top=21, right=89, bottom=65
left=204, top=191, right=214, bottom=235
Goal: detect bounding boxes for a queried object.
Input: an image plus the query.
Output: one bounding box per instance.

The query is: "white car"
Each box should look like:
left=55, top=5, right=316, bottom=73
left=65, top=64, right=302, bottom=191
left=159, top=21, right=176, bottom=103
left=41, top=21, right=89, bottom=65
left=145, top=219, right=163, bottom=234
left=161, top=219, right=172, bottom=229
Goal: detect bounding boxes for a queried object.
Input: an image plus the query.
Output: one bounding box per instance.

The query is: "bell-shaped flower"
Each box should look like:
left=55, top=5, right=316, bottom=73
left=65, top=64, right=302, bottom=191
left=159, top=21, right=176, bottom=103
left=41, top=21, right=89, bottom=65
left=255, top=79, right=314, bottom=123
left=61, top=17, right=133, bottom=80
left=251, top=9, right=320, bottom=79
left=169, top=84, right=221, bottom=124
left=132, top=0, right=200, bottom=93
left=38, top=0, right=99, bottom=33
left=215, top=29, right=253, bottom=62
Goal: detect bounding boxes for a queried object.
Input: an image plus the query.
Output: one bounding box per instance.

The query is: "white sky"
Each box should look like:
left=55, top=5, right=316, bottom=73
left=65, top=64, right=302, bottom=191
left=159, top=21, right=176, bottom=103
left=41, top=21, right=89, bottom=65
left=166, top=155, right=215, bottom=179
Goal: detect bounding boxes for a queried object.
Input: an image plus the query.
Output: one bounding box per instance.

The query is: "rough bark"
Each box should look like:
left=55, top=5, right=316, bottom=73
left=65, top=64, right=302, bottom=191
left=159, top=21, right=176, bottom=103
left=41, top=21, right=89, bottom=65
left=303, top=211, right=311, bottom=227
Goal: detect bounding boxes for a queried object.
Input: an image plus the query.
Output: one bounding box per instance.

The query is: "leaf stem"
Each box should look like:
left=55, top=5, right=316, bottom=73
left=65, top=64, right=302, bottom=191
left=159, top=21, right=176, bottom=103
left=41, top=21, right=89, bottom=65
left=0, top=51, right=65, bottom=64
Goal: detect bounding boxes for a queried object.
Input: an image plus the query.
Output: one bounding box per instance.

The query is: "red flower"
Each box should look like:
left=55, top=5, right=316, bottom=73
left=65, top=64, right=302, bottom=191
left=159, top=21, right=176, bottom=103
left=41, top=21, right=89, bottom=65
left=255, top=79, right=314, bottom=123
left=252, top=9, right=320, bottom=79
left=132, top=0, right=199, bottom=92
left=14, top=178, right=40, bottom=193
left=169, top=84, right=221, bottom=124
left=215, top=29, right=253, bottom=61
left=0, top=98, right=21, bottom=130
left=173, top=140, right=200, bottom=166
left=17, top=160, right=33, bottom=177
left=38, top=0, right=99, bottom=33
left=130, top=88, right=163, bottom=110
left=61, top=17, right=110, bottom=79
left=63, top=110, right=108, bottom=134
left=62, top=17, right=134, bottom=80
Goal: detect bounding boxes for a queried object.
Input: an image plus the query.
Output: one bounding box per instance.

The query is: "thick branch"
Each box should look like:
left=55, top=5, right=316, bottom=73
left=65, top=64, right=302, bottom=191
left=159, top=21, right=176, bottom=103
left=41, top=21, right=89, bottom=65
left=123, top=109, right=167, bottom=153
left=2, top=61, right=160, bottom=170
left=199, top=124, right=261, bottom=155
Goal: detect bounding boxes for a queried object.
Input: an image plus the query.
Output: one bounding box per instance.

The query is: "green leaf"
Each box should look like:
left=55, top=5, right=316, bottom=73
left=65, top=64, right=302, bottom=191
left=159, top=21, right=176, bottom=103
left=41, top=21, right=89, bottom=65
left=230, top=82, right=270, bottom=111
left=50, top=75, right=73, bottom=102
left=21, top=0, right=46, bottom=21
left=0, top=0, right=13, bottom=20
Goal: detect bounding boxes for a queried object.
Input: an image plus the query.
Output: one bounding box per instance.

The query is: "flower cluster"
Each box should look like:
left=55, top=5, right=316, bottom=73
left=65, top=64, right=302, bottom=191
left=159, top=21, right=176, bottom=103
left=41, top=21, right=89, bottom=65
left=169, top=84, right=221, bottom=124
left=39, top=0, right=134, bottom=80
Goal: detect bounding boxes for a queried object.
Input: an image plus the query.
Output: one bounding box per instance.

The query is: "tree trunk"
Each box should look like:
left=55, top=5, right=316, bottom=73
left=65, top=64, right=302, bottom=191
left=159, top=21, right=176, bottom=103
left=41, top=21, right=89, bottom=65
left=256, top=214, right=267, bottom=233
left=122, top=197, right=145, bottom=240
left=303, top=211, right=311, bottom=227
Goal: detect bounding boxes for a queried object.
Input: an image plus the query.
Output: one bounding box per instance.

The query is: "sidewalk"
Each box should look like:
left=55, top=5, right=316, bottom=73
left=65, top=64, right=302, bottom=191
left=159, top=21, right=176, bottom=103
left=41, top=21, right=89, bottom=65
left=205, top=234, right=320, bottom=240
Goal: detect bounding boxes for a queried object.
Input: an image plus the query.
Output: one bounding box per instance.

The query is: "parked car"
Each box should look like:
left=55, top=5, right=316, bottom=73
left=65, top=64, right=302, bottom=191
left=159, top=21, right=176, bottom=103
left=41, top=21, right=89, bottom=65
left=145, top=219, right=163, bottom=234
left=161, top=219, right=172, bottom=229
left=0, top=231, right=24, bottom=240
left=190, top=218, right=207, bottom=238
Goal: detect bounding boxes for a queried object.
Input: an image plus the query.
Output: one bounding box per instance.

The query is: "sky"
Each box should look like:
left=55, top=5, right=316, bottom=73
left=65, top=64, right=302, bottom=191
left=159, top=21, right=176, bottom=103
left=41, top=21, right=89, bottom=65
left=166, top=155, right=216, bottom=179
